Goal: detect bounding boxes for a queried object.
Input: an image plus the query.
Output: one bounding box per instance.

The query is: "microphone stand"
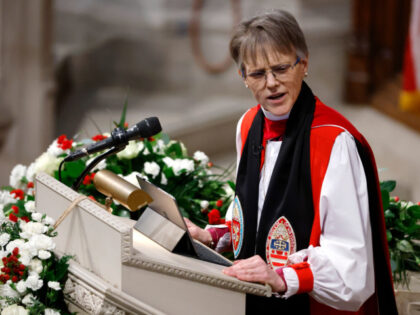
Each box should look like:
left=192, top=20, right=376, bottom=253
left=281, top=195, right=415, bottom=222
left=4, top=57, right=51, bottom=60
left=71, top=146, right=124, bottom=191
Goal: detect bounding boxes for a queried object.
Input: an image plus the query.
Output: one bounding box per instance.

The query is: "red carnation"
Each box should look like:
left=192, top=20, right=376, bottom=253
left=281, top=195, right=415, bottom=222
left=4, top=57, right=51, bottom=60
left=417, top=201, right=420, bottom=206
left=88, top=195, right=96, bottom=201
left=92, top=134, right=107, bottom=141
left=21, top=216, right=30, bottom=223
left=124, top=122, right=129, bottom=129
left=57, top=134, right=67, bottom=144
left=57, top=134, right=73, bottom=150
left=208, top=209, right=221, bottom=225
left=11, top=276, right=18, bottom=283
left=216, top=199, right=223, bottom=208
left=12, top=247, right=19, bottom=256
left=83, top=173, right=95, bottom=185
left=9, top=213, right=18, bottom=223
left=394, top=196, right=400, bottom=202
left=11, top=205, right=19, bottom=214
left=11, top=189, right=24, bottom=200
left=27, top=182, right=34, bottom=189
left=207, top=162, right=213, bottom=168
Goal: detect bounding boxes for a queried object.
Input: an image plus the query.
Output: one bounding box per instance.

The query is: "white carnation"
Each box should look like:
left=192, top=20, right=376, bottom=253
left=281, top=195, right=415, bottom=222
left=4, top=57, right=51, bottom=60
left=153, top=139, right=165, bottom=154
left=1, top=304, right=28, bottom=315
left=25, top=273, right=43, bottom=291
left=16, top=279, right=27, bottom=294
left=223, top=183, right=235, bottom=198
left=143, top=147, right=150, bottom=155
left=28, top=258, right=43, bottom=274
left=0, top=191, right=16, bottom=206
left=47, top=281, right=61, bottom=291
left=0, top=282, right=19, bottom=299
left=172, top=159, right=195, bottom=176
left=44, top=309, right=60, bottom=315
left=0, top=233, right=10, bottom=247
left=163, top=157, right=174, bottom=167
left=9, top=164, right=27, bottom=190
left=6, top=239, right=25, bottom=254
left=46, top=139, right=66, bottom=157
left=193, top=151, right=209, bottom=166
left=144, top=162, right=160, bottom=179
left=26, top=163, right=36, bottom=183
left=43, top=216, right=55, bottom=226
left=20, top=222, right=47, bottom=239
left=117, top=140, right=143, bottom=160
left=22, top=293, right=36, bottom=306
left=200, top=200, right=209, bottom=209
left=28, top=234, right=55, bottom=252
left=24, top=201, right=36, bottom=213
left=38, top=250, right=51, bottom=260
left=0, top=206, right=5, bottom=224
left=31, top=212, right=43, bottom=222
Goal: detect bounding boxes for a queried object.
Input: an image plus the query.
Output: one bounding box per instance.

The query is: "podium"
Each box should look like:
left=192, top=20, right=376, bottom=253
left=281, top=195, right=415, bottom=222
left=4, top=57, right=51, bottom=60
left=35, top=172, right=271, bottom=315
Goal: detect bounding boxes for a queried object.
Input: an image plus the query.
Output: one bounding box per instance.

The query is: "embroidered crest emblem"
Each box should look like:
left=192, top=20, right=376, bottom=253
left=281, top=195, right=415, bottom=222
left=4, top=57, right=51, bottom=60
left=265, top=216, right=296, bottom=270
left=231, top=196, right=244, bottom=258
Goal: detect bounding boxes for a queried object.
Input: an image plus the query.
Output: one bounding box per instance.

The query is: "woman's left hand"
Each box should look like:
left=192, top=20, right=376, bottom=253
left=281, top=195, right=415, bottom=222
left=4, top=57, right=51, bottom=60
left=223, top=255, right=286, bottom=293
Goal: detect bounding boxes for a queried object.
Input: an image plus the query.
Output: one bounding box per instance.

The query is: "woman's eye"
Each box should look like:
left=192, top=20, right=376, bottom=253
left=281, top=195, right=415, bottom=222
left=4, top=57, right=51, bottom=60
left=249, top=71, right=265, bottom=79
left=272, top=65, right=289, bottom=74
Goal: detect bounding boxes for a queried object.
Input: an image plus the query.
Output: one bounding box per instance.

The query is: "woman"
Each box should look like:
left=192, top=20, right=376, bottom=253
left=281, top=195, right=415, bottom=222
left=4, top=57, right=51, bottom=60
left=186, top=10, right=397, bottom=314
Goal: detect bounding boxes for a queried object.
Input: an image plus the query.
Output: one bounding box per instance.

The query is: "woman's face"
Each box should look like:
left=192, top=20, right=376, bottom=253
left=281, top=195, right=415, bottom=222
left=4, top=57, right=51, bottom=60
left=243, top=49, right=308, bottom=116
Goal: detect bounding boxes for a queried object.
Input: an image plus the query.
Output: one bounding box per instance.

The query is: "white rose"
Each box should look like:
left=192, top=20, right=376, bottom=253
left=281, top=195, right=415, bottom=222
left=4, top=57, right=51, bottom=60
left=163, top=157, right=174, bottom=167
left=44, top=309, right=60, bottom=315
left=86, top=156, right=107, bottom=171
left=117, top=140, right=142, bottom=160
left=1, top=304, right=28, bottom=315
left=0, top=233, right=10, bottom=247
left=160, top=173, right=168, bottom=185
left=24, top=201, right=36, bottom=213
left=38, top=250, right=51, bottom=260
left=193, top=151, right=209, bottom=166
left=0, top=191, right=16, bottom=206
left=31, top=212, right=43, bottom=222
left=22, top=293, right=36, bottom=306
left=9, top=164, right=27, bottom=190
left=32, top=152, right=62, bottom=177
left=200, top=200, right=209, bottom=209
left=28, top=259, right=43, bottom=274
left=47, top=281, right=61, bottom=291
left=144, top=162, right=160, bottom=179
left=25, top=273, right=43, bottom=291
left=16, top=279, right=27, bottom=294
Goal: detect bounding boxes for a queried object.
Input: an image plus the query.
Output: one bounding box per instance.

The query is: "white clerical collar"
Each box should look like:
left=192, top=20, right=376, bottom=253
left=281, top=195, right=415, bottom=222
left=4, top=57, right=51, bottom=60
left=261, top=106, right=290, bottom=121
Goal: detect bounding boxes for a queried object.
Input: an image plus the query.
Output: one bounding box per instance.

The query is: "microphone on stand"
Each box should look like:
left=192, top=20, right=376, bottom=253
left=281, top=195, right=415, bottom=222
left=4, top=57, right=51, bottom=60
left=64, top=117, right=162, bottom=162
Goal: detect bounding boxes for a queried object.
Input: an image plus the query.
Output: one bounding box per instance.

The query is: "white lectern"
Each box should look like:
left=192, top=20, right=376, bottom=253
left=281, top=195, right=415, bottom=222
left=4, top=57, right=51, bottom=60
left=35, top=172, right=271, bottom=315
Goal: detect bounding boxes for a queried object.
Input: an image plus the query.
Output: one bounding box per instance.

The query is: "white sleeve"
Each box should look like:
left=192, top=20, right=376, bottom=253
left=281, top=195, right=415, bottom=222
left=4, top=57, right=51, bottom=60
left=235, top=113, right=246, bottom=174
left=282, top=132, right=375, bottom=311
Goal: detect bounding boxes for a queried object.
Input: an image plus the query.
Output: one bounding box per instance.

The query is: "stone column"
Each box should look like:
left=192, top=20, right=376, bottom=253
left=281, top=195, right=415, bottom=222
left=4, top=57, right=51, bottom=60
left=0, top=0, right=54, bottom=164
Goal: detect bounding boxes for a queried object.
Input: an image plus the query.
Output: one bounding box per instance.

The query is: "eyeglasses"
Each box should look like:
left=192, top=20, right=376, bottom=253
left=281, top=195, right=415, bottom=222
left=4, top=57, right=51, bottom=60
left=243, top=57, right=301, bottom=86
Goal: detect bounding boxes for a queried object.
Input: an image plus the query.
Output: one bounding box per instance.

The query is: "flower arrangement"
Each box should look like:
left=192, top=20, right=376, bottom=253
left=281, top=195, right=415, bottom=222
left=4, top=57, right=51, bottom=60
left=381, top=180, right=420, bottom=288
left=0, top=187, right=71, bottom=314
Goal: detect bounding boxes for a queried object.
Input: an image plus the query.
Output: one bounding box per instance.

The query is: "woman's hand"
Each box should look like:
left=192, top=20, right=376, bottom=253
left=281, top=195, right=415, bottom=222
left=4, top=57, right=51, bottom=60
left=223, top=255, right=286, bottom=293
left=184, top=217, right=213, bottom=246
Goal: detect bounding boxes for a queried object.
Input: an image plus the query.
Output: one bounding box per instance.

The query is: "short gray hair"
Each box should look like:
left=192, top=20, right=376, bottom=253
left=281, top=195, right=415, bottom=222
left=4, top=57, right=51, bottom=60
left=229, top=10, right=308, bottom=75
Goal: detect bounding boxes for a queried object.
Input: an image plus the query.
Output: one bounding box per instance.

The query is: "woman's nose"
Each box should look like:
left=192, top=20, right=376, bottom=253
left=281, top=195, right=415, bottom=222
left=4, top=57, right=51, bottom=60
left=266, top=71, right=279, bottom=88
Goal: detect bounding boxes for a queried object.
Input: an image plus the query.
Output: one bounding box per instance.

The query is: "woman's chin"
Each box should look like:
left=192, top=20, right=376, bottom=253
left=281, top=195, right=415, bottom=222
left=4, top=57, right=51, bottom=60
left=263, top=103, right=293, bottom=117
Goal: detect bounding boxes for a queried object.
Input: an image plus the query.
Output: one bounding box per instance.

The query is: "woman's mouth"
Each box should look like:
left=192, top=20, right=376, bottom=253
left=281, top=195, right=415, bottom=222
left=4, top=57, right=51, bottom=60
left=267, top=92, right=286, bottom=100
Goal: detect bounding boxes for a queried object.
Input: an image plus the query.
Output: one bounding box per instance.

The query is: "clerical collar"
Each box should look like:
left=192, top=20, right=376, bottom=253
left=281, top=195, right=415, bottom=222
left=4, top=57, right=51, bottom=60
left=261, top=106, right=290, bottom=121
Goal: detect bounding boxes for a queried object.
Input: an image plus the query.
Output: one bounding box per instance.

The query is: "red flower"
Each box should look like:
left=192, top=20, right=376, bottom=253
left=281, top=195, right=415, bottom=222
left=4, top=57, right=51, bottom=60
left=417, top=201, right=420, bottom=206
left=57, top=134, right=67, bottom=144
left=11, top=189, right=24, bottom=200
left=208, top=209, right=221, bottom=225
left=12, top=247, right=19, bottom=256
left=27, top=182, right=34, bottom=189
left=207, top=162, right=213, bottom=168
left=124, top=122, right=129, bottom=129
left=88, top=195, right=96, bottom=201
left=57, top=134, right=73, bottom=150
left=83, top=173, right=96, bottom=185
left=216, top=199, right=223, bottom=208
left=394, top=196, right=400, bottom=202
left=9, top=213, right=18, bottom=223
left=19, top=264, right=25, bottom=271
left=11, top=276, right=18, bottom=283
left=92, top=134, right=107, bottom=141
left=11, top=205, right=19, bottom=214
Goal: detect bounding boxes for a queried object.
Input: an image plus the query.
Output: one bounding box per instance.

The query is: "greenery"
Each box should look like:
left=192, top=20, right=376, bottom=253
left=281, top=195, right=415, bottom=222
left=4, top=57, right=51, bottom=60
left=381, top=180, right=420, bottom=288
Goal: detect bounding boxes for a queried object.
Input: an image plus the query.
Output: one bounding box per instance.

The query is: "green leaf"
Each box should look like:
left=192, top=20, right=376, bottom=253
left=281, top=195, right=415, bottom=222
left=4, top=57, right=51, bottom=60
left=408, top=205, right=420, bottom=219
left=380, top=180, right=396, bottom=193
left=64, top=160, right=86, bottom=178
left=381, top=189, right=390, bottom=210
left=397, top=240, right=414, bottom=253
left=384, top=209, right=395, bottom=220
left=118, top=96, right=128, bottom=128
left=386, top=230, right=392, bottom=241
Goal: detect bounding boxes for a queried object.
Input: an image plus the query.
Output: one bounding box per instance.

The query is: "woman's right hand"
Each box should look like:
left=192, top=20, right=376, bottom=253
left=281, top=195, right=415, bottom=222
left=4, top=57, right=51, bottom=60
left=184, top=217, right=213, bottom=246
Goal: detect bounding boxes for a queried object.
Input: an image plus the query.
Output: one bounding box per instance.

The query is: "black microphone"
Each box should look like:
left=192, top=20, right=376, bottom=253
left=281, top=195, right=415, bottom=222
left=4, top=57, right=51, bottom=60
left=64, top=117, right=162, bottom=162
